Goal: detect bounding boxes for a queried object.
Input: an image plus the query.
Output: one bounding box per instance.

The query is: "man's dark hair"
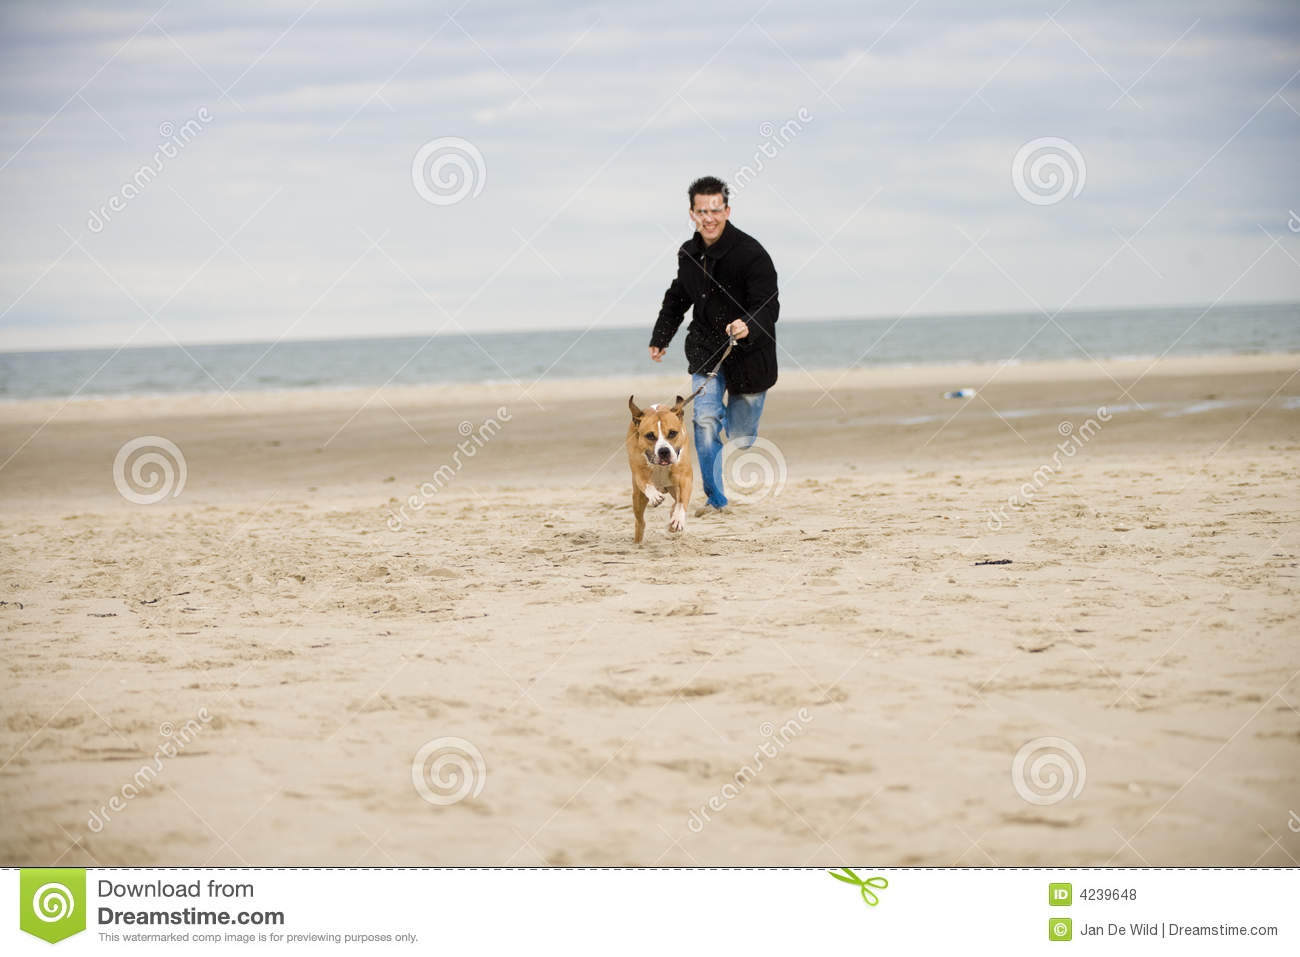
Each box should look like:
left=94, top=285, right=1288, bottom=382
left=688, top=176, right=729, bottom=208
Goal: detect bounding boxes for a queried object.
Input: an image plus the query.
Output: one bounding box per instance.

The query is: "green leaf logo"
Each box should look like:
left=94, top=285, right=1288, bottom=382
left=19, top=869, right=86, bottom=943
left=828, top=867, right=888, bottom=907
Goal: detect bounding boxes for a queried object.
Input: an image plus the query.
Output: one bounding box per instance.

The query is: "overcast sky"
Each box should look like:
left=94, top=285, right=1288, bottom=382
left=1, top=0, right=1298, bottom=351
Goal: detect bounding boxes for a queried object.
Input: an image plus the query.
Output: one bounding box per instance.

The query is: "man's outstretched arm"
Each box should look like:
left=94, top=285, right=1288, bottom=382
left=649, top=265, right=690, bottom=360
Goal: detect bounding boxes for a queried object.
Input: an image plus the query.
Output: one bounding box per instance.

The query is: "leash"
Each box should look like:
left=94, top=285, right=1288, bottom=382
left=682, top=334, right=736, bottom=406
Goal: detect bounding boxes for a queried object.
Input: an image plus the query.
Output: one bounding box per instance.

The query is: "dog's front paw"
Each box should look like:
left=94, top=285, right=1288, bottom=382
left=644, top=485, right=666, bottom=507
left=668, top=504, right=686, bottom=533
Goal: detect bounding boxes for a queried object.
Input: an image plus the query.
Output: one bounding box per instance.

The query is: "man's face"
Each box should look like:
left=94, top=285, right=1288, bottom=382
left=690, top=193, right=730, bottom=245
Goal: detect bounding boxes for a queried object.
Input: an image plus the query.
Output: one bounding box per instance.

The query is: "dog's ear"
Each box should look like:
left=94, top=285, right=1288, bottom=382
left=670, top=394, right=686, bottom=415
left=628, top=395, right=643, bottom=420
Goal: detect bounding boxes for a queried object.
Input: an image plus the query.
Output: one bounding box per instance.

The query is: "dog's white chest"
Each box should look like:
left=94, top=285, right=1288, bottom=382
left=650, top=464, right=674, bottom=493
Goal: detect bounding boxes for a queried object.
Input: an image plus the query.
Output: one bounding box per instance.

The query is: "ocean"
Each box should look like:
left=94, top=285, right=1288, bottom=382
left=1, top=301, right=1297, bottom=402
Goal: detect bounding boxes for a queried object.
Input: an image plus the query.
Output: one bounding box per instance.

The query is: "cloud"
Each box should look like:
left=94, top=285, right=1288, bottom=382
left=0, top=0, right=1297, bottom=350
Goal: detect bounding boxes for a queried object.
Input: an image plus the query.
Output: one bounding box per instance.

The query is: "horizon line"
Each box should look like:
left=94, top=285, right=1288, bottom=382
left=2, top=297, right=1297, bottom=356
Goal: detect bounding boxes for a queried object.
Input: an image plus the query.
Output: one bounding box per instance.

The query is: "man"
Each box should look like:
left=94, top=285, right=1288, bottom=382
left=649, top=175, right=779, bottom=516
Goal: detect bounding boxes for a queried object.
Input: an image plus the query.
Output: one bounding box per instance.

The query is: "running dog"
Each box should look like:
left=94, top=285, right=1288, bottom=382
left=626, top=395, right=692, bottom=543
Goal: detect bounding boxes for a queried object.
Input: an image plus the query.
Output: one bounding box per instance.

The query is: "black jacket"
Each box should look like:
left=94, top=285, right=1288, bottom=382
left=650, top=221, right=779, bottom=394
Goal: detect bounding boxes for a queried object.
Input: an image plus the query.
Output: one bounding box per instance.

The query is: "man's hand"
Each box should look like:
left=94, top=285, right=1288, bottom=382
left=648, top=346, right=666, bottom=362
left=726, top=319, right=749, bottom=340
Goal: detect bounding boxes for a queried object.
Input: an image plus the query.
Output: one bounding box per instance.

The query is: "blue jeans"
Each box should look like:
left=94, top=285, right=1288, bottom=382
left=691, top=368, right=767, bottom=508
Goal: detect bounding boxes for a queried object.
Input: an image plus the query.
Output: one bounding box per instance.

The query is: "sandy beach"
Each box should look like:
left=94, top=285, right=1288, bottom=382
left=1, top=352, right=1297, bottom=866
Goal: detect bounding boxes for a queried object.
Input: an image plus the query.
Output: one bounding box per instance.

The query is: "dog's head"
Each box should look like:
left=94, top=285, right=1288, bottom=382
left=629, top=395, right=688, bottom=467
